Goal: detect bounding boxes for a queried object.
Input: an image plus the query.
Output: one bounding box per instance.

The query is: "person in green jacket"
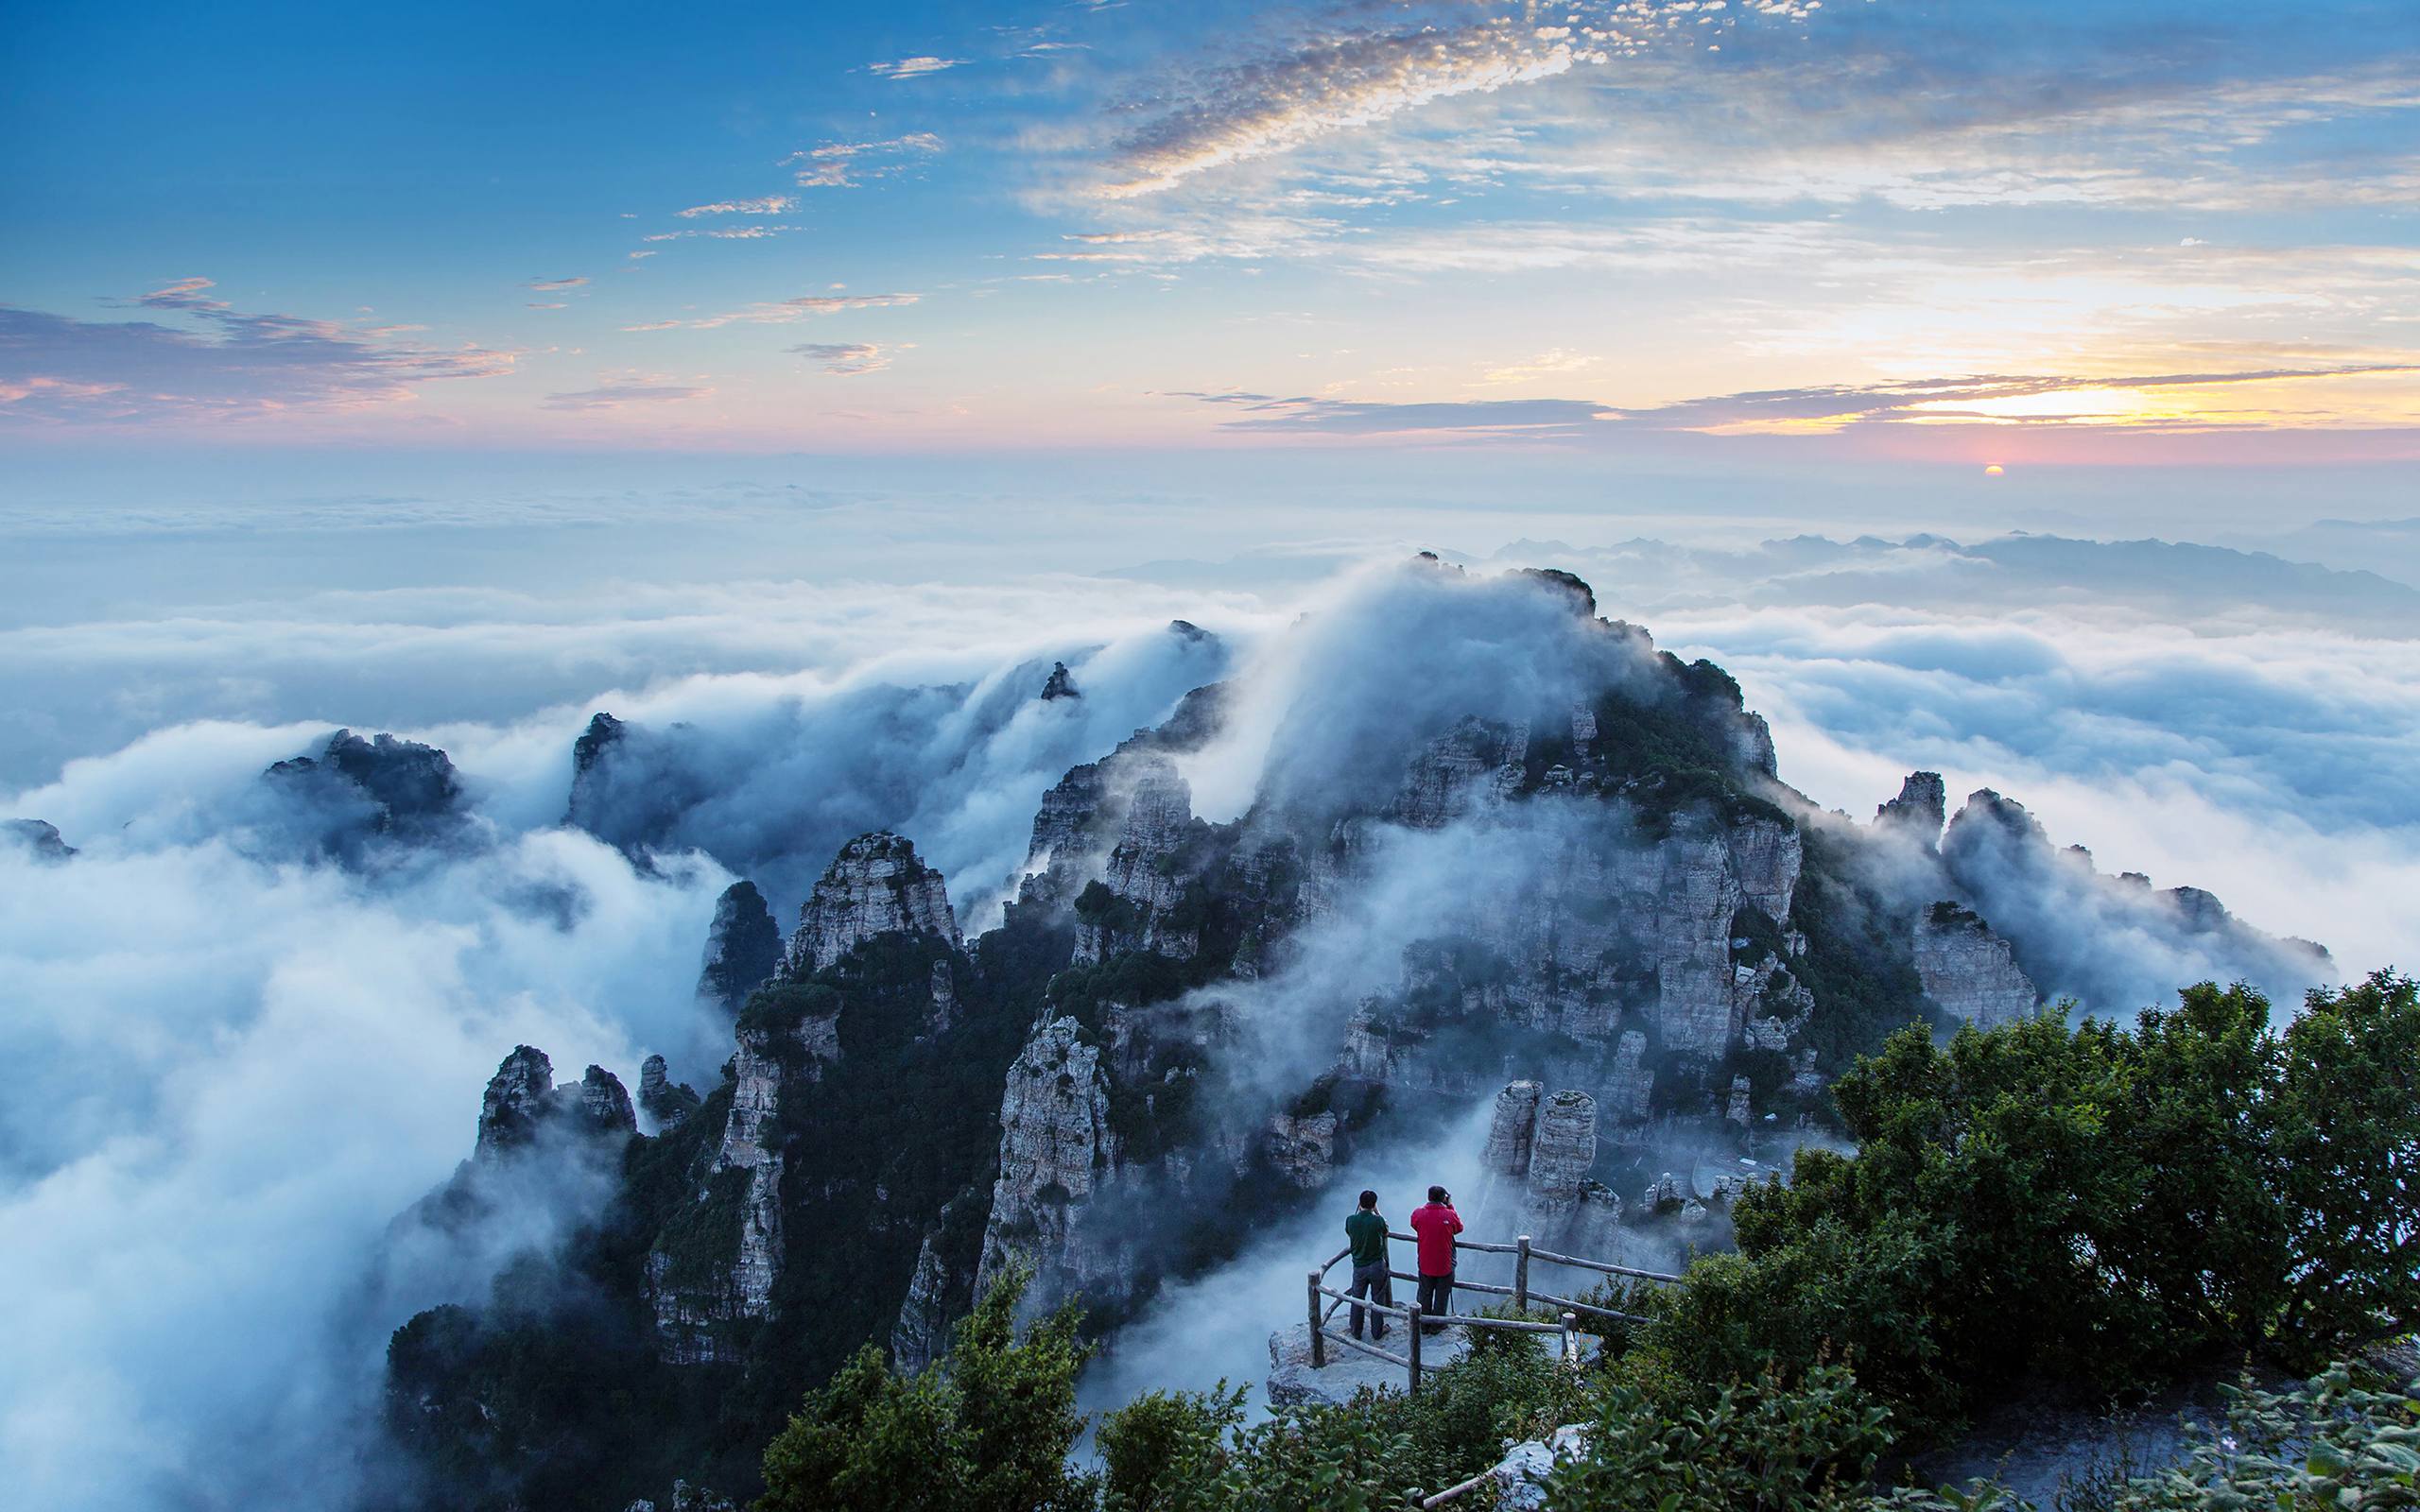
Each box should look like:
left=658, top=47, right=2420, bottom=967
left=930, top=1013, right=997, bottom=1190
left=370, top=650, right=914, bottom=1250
left=1343, top=1189, right=1392, bottom=1341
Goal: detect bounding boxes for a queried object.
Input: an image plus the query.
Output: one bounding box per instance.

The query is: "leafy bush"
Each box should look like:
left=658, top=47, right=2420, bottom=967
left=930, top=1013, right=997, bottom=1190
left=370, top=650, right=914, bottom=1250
left=1656, top=974, right=2420, bottom=1434
left=1540, top=1362, right=1894, bottom=1512
left=756, top=1265, right=1095, bottom=1512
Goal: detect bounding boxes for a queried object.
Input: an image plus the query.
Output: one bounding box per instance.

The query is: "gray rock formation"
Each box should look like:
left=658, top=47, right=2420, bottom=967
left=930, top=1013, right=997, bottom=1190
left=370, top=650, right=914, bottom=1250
left=784, top=832, right=959, bottom=976
left=2, top=818, right=76, bottom=862
left=1074, top=758, right=1201, bottom=964
left=263, top=728, right=469, bottom=859
left=1876, top=770, right=1948, bottom=842
left=1040, top=661, right=1080, bottom=701
left=974, top=1018, right=1132, bottom=1313
left=1942, top=788, right=2331, bottom=1010
left=637, top=1054, right=700, bottom=1130
left=1477, top=1083, right=1622, bottom=1258
left=698, top=880, right=783, bottom=1014
left=891, top=1233, right=953, bottom=1373
left=1265, top=1320, right=1471, bottom=1407
left=578, top=1064, right=637, bottom=1133
left=651, top=1028, right=787, bottom=1363
left=474, top=1047, right=636, bottom=1159
left=1393, top=716, right=1528, bottom=829
left=1263, top=1109, right=1340, bottom=1190
left=475, top=1046, right=559, bottom=1160
left=1912, top=902, right=2039, bottom=1028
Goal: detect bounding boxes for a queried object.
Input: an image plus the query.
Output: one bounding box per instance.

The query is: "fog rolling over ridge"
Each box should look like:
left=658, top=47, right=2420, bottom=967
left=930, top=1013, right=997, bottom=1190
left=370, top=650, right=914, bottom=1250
left=0, top=548, right=2404, bottom=1510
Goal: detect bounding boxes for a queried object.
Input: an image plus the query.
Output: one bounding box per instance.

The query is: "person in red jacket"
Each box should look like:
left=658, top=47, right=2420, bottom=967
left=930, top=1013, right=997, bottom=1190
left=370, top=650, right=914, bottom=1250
left=1408, top=1184, right=1463, bottom=1334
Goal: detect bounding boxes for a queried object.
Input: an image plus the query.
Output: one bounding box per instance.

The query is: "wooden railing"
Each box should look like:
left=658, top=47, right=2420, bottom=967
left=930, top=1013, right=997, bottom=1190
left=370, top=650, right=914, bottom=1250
left=1305, top=1230, right=1685, bottom=1508
left=1306, top=1229, right=1681, bottom=1394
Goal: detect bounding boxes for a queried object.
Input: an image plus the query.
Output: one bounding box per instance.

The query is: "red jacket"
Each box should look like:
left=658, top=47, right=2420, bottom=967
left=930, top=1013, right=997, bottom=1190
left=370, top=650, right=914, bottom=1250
left=1409, top=1202, right=1462, bottom=1277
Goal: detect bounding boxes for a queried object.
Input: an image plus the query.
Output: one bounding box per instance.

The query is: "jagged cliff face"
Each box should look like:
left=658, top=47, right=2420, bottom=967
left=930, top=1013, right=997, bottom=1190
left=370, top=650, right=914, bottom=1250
left=784, top=832, right=960, bottom=976
left=697, top=880, right=783, bottom=1015
left=384, top=559, right=2343, bottom=1510
left=1912, top=903, right=2038, bottom=1029
left=973, top=1018, right=1130, bottom=1312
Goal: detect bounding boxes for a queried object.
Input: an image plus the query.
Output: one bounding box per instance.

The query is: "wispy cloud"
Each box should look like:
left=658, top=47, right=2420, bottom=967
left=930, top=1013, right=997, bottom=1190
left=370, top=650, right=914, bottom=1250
left=1182, top=364, right=2420, bottom=438
left=674, top=195, right=797, bottom=217
left=789, top=341, right=907, bottom=375
left=639, top=225, right=802, bottom=242
left=1179, top=390, right=1610, bottom=436
left=625, top=292, right=923, bottom=332
left=0, top=280, right=512, bottom=424
left=869, top=55, right=963, bottom=79
left=540, top=382, right=711, bottom=411
left=1098, top=20, right=1603, bottom=198
left=525, top=276, right=588, bottom=292
left=785, top=132, right=943, bottom=189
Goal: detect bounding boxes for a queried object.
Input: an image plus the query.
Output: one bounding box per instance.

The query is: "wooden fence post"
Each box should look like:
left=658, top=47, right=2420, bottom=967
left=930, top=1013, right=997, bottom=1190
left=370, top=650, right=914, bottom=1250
left=1515, top=1233, right=1532, bottom=1314
left=1308, top=1271, right=1325, bottom=1368
left=1406, top=1304, right=1423, bottom=1395
left=1560, top=1310, right=1577, bottom=1366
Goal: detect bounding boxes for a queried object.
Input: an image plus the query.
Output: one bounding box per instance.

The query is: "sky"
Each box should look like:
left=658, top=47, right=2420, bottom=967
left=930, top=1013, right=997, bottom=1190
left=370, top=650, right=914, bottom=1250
left=4, top=9, right=2420, bottom=1506
left=4, top=0, right=2419, bottom=475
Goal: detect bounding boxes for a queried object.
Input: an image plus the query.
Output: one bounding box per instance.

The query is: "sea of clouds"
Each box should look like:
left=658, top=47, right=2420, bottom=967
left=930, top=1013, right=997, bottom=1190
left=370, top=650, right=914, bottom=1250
left=3, top=511, right=2414, bottom=1509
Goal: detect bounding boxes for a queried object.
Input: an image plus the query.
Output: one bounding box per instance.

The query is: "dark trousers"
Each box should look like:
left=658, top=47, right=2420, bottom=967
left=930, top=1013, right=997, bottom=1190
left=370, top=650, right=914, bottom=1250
left=1417, top=1270, right=1453, bottom=1332
left=1347, top=1259, right=1392, bottom=1339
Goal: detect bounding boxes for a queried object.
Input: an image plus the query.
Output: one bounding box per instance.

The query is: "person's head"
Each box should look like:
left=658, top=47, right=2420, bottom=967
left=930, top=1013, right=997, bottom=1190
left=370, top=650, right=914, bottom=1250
left=1357, top=1189, right=1378, bottom=1211
left=1427, top=1185, right=1448, bottom=1204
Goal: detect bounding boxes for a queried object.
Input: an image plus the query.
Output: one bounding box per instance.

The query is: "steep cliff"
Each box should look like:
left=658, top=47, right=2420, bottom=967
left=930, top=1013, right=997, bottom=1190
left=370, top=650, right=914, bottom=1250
left=782, top=832, right=960, bottom=976
left=697, top=880, right=783, bottom=1016
left=1912, top=902, right=2039, bottom=1028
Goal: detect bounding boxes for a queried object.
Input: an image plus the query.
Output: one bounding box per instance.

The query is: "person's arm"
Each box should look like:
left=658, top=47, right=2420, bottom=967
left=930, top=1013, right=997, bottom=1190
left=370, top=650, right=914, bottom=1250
left=1449, top=1208, right=1464, bottom=1234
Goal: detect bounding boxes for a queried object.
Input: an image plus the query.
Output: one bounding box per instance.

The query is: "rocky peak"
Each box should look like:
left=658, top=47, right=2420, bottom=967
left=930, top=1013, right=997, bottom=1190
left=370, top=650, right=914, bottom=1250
left=1074, top=757, right=1202, bottom=964
left=784, top=832, right=960, bottom=977
left=1514, top=566, right=1599, bottom=617
left=571, top=712, right=625, bottom=782
left=974, top=1017, right=1129, bottom=1313
left=3, top=818, right=76, bottom=863
left=1040, top=662, right=1081, bottom=701
left=637, top=1054, right=700, bottom=1129
left=476, top=1046, right=558, bottom=1159
left=1393, top=715, right=1528, bottom=828
left=698, top=880, right=783, bottom=1014
left=475, top=1047, right=636, bottom=1158
left=264, top=729, right=467, bottom=851
left=576, top=1064, right=637, bottom=1135
left=1477, top=1082, right=1621, bottom=1255
left=1912, top=902, right=2038, bottom=1029
left=1876, top=771, right=1948, bottom=841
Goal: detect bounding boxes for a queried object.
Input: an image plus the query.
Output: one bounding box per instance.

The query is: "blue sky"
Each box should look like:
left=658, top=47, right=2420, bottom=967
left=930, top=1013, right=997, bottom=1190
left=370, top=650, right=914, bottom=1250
left=3, top=0, right=2417, bottom=470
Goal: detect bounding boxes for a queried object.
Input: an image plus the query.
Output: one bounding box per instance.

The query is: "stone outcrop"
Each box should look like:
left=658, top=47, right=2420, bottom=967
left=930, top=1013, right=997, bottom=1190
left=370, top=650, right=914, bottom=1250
left=1942, top=788, right=2331, bottom=1011
left=475, top=1046, right=559, bottom=1159
left=1040, top=662, right=1080, bottom=701
left=1477, top=1083, right=1622, bottom=1258
left=890, top=1232, right=957, bottom=1374
left=698, top=880, right=783, bottom=1014
left=1263, top=1109, right=1339, bottom=1190
left=1393, top=716, right=1528, bottom=829
left=784, top=833, right=959, bottom=976
left=474, top=1046, right=637, bottom=1160
left=974, top=1018, right=1132, bottom=1313
left=263, top=729, right=469, bottom=859
left=650, top=1029, right=786, bottom=1364
left=1074, top=758, right=1201, bottom=964
left=3, top=818, right=77, bottom=862
left=1876, top=770, right=1948, bottom=842
left=637, top=1054, right=701, bottom=1130
left=1912, top=902, right=2038, bottom=1028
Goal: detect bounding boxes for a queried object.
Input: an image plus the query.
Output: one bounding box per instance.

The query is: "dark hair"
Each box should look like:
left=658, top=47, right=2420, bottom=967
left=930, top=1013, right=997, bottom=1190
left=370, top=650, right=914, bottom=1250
left=1357, top=1189, right=1377, bottom=1210
left=1427, top=1185, right=1448, bottom=1203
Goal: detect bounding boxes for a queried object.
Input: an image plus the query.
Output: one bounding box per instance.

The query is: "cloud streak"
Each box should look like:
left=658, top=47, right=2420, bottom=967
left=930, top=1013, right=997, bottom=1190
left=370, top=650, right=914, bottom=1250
left=0, top=283, right=512, bottom=425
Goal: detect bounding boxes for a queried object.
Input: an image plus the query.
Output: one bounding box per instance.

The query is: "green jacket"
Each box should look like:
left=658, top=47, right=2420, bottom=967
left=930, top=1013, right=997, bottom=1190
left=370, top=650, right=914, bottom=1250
left=1344, top=1209, right=1389, bottom=1268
